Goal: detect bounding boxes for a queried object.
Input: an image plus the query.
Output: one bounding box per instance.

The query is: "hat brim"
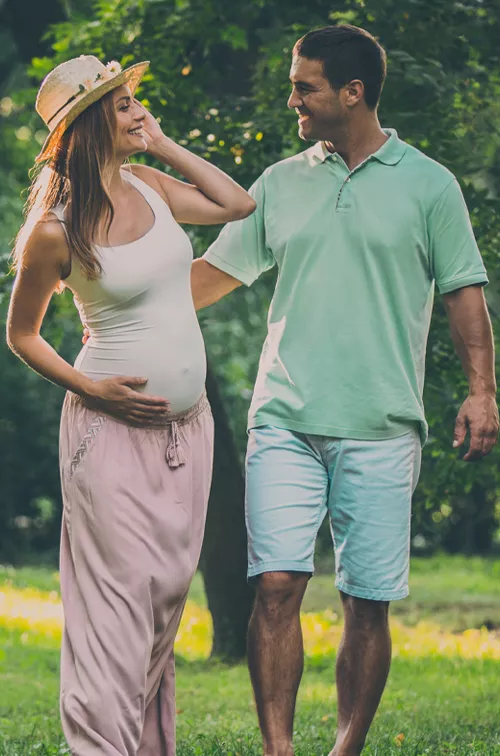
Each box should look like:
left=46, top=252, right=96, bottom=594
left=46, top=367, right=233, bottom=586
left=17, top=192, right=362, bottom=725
left=36, top=60, right=150, bottom=162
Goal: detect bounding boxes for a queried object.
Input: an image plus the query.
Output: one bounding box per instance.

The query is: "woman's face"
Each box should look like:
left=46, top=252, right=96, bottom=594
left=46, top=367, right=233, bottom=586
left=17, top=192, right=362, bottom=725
left=112, top=84, right=147, bottom=157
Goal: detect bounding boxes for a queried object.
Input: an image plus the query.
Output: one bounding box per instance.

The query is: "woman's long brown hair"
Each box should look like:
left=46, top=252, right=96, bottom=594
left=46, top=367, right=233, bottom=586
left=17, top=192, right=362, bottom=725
left=12, top=91, right=118, bottom=282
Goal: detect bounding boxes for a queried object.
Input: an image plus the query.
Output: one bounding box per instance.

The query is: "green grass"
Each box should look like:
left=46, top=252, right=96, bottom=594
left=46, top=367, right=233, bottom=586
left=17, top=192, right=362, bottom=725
left=0, top=565, right=60, bottom=595
left=1, top=556, right=500, bottom=754
left=177, top=655, right=500, bottom=755
left=1, top=627, right=499, bottom=755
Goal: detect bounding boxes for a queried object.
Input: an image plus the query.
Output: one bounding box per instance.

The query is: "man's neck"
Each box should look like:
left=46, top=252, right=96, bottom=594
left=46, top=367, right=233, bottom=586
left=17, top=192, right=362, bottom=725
left=324, top=116, right=388, bottom=172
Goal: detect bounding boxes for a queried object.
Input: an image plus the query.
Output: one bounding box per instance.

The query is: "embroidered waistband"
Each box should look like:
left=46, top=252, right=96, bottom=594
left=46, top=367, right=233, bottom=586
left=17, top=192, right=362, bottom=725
left=66, top=390, right=210, bottom=470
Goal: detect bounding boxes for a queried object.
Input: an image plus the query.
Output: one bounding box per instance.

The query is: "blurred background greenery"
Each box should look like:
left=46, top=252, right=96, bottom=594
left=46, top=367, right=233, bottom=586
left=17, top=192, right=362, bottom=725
left=1, top=0, right=500, bottom=657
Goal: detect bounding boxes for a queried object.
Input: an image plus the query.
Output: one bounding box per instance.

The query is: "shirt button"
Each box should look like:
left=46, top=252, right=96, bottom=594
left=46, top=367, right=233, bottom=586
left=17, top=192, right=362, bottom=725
left=332, top=156, right=337, bottom=162
left=347, top=178, right=351, bottom=182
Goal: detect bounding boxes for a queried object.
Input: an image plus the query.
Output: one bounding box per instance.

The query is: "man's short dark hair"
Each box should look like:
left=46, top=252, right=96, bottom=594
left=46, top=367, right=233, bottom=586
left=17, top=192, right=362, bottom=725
left=293, top=25, right=387, bottom=110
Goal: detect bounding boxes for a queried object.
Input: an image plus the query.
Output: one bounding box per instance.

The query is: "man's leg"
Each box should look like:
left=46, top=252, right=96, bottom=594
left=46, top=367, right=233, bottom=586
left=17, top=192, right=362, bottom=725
left=247, top=571, right=309, bottom=756
left=325, top=430, right=421, bottom=755
left=245, top=426, right=330, bottom=756
left=331, top=594, right=391, bottom=756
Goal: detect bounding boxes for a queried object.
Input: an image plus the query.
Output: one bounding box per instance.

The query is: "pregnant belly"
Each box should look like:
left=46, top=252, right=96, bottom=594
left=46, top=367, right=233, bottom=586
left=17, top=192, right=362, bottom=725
left=74, top=330, right=207, bottom=413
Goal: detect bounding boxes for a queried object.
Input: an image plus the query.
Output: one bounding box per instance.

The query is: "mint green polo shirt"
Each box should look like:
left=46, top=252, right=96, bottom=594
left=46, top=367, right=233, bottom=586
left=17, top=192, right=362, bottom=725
left=203, top=129, right=488, bottom=444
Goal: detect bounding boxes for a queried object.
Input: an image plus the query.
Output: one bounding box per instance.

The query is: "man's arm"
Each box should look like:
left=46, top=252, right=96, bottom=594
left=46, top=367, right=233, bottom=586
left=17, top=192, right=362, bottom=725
left=191, top=258, right=242, bottom=311
left=443, top=284, right=499, bottom=461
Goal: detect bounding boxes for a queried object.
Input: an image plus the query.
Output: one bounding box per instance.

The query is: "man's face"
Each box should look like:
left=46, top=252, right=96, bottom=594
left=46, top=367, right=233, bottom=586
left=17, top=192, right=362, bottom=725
left=287, top=55, right=345, bottom=142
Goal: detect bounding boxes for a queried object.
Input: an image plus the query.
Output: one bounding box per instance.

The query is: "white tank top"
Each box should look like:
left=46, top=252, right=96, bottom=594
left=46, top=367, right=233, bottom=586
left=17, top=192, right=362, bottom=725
left=53, top=170, right=206, bottom=413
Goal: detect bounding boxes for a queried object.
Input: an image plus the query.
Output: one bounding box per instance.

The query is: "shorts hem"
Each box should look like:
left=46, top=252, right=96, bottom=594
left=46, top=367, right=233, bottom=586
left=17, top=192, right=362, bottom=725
left=248, top=560, right=314, bottom=579
left=336, top=579, right=408, bottom=602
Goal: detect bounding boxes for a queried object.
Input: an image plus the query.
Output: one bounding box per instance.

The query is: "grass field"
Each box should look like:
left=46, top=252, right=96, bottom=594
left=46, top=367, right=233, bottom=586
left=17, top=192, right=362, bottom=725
left=1, top=556, right=500, bottom=755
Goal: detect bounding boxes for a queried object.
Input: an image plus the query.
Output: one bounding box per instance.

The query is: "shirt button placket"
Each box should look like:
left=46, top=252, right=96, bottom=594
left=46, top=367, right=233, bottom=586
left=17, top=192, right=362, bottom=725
left=336, top=174, right=352, bottom=211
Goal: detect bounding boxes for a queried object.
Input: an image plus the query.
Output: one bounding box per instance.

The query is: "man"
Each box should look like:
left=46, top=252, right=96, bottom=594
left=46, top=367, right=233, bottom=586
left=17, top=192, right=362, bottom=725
left=190, top=24, right=499, bottom=755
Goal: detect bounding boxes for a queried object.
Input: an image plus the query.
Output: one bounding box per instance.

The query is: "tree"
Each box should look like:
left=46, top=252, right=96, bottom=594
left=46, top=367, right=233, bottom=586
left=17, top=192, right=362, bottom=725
left=201, top=367, right=254, bottom=659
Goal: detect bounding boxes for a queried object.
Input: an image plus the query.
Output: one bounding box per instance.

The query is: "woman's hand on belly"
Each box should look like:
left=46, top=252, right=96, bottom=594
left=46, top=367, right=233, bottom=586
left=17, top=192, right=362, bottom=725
left=85, top=376, right=170, bottom=426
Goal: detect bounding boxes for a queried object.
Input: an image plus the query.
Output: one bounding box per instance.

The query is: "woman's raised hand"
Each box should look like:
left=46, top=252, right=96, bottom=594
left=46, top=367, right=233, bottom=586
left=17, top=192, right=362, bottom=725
left=134, top=99, right=165, bottom=153
left=85, top=376, right=170, bottom=426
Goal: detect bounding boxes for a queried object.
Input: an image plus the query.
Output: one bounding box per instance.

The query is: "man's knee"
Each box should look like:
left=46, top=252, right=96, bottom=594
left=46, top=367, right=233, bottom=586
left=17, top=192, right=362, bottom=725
left=254, top=571, right=309, bottom=621
left=340, top=592, right=389, bottom=630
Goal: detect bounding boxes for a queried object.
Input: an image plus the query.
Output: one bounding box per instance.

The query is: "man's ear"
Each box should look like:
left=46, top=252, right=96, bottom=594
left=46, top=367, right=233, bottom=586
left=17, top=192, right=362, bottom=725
left=344, top=79, right=364, bottom=108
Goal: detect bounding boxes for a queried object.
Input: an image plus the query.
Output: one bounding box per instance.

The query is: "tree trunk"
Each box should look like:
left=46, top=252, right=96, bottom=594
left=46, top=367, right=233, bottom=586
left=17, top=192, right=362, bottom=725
left=200, top=364, right=255, bottom=661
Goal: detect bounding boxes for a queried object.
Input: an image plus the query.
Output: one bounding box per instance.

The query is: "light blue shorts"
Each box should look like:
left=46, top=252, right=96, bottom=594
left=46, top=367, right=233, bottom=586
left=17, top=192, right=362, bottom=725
left=245, top=425, right=422, bottom=601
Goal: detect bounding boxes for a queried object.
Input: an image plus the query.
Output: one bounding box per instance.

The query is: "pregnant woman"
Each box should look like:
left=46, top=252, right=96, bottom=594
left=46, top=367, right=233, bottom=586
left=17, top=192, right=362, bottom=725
left=7, top=55, right=255, bottom=754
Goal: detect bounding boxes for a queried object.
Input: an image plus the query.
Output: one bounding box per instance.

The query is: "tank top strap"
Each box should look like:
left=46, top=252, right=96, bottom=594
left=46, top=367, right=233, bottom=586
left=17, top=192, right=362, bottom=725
left=50, top=204, right=71, bottom=246
left=50, top=204, right=65, bottom=222
left=122, top=168, right=171, bottom=218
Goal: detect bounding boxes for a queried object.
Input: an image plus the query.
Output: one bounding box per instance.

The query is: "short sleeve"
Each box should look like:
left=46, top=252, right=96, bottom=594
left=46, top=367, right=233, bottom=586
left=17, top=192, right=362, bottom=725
left=429, top=178, right=488, bottom=294
left=202, top=173, right=275, bottom=286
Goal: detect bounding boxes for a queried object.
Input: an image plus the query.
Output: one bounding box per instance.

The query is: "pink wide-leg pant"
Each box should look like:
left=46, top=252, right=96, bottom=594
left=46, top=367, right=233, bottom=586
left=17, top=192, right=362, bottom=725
left=58, top=392, right=214, bottom=755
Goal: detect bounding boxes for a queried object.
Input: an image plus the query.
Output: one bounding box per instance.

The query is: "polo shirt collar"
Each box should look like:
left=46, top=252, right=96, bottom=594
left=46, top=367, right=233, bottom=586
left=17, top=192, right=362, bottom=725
left=308, top=128, right=407, bottom=167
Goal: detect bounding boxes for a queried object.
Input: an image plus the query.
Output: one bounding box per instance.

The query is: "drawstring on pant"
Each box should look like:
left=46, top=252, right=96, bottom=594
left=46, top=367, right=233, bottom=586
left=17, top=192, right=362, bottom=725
left=165, top=421, right=187, bottom=469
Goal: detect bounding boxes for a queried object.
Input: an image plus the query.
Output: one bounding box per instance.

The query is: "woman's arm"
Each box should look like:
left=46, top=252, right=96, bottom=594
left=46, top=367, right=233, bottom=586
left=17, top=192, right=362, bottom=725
left=7, top=219, right=93, bottom=394
left=7, top=219, right=169, bottom=425
left=132, top=101, right=256, bottom=225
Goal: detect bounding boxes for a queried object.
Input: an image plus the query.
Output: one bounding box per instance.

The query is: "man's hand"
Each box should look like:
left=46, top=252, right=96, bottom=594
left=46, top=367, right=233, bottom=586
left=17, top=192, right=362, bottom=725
left=453, top=392, right=499, bottom=461
left=443, top=286, right=498, bottom=461
left=82, top=326, right=90, bottom=344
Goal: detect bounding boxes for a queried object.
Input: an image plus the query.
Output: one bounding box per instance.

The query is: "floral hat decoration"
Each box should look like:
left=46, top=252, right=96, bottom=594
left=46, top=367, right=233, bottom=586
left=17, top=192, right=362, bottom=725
left=35, top=54, right=150, bottom=161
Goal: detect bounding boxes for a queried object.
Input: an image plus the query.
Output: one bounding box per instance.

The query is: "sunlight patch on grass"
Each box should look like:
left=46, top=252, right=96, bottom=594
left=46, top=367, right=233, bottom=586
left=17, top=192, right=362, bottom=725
left=301, top=611, right=500, bottom=662
left=0, top=586, right=63, bottom=645
left=1, top=585, right=500, bottom=663
left=175, top=600, right=212, bottom=658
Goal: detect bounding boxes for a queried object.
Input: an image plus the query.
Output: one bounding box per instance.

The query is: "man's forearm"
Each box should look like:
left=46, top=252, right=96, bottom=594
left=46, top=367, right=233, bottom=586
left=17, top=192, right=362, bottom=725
left=191, top=259, right=242, bottom=311
left=443, top=285, right=496, bottom=395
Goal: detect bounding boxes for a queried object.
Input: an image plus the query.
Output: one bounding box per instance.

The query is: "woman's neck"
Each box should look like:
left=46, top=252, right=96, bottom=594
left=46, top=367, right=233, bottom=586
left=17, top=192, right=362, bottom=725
left=107, top=161, right=129, bottom=197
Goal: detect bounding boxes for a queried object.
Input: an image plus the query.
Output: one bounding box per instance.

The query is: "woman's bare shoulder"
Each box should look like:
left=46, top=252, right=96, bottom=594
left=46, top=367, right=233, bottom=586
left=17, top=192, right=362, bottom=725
left=22, top=214, right=69, bottom=270
left=127, top=163, right=171, bottom=205
left=127, top=162, right=159, bottom=186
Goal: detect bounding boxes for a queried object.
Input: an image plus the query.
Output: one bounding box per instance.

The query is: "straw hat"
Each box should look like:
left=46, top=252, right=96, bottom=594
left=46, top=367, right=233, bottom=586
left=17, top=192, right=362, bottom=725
left=35, top=54, right=150, bottom=161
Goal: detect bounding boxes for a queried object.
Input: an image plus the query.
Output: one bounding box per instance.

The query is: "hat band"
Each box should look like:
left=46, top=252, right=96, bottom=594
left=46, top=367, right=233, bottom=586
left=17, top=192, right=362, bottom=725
left=47, top=89, right=82, bottom=126
left=45, top=62, right=124, bottom=128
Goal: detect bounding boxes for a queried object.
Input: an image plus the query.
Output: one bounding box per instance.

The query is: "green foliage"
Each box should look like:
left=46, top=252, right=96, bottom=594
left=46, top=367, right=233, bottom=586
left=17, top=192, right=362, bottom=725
left=1, top=0, right=500, bottom=556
